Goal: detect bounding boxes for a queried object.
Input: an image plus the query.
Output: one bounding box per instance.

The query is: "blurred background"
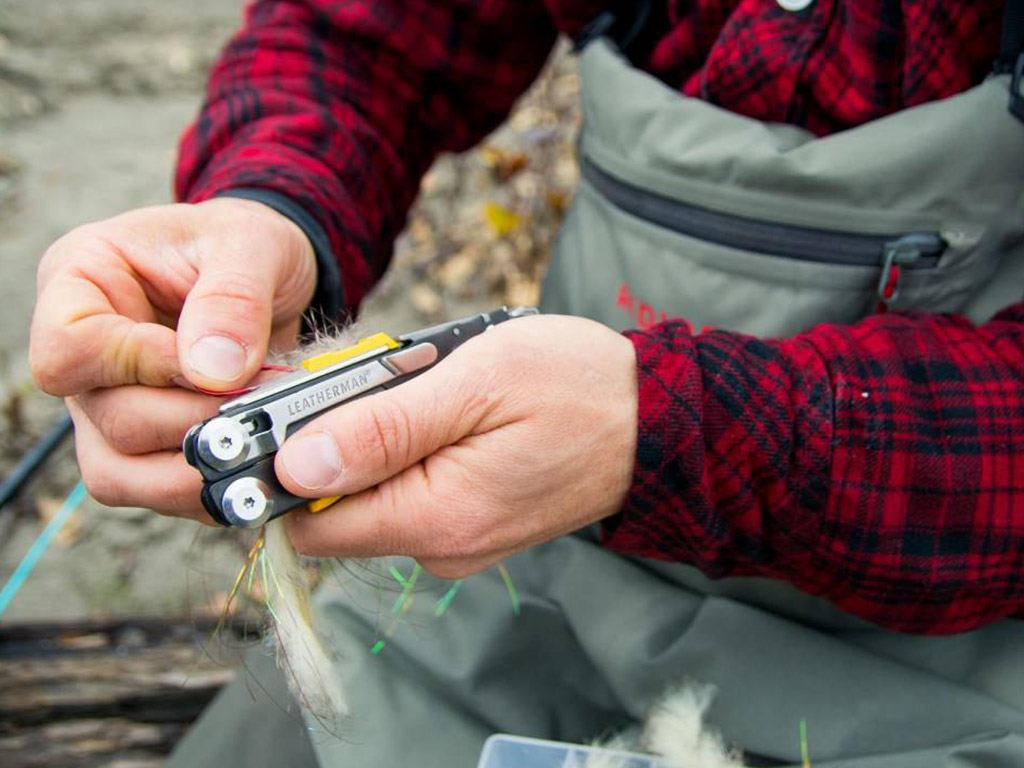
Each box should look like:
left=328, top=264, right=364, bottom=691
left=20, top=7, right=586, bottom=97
left=0, top=1, right=580, bottom=764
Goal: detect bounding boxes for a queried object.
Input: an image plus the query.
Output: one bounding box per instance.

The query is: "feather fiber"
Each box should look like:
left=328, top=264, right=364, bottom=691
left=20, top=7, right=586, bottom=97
left=257, top=323, right=365, bottom=726
left=583, top=684, right=745, bottom=768
left=263, top=518, right=349, bottom=722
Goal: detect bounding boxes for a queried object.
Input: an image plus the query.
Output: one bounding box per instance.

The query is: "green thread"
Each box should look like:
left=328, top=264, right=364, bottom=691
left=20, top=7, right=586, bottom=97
left=260, top=549, right=281, bottom=624
left=264, top=548, right=286, bottom=600
left=800, top=719, right=810, bottom=768
left=496, top=563, right=520, bottom=615
left=372, top=563, right=519, bottom=655
left=369, top=564, right=424, bottom=654
left=390, top=563, right=421, bottom=615
left=388, top=565, right=409, bottom=587
left=245, top=557, right=257, bottom=595
left=433, top=580, right=464, bottom=617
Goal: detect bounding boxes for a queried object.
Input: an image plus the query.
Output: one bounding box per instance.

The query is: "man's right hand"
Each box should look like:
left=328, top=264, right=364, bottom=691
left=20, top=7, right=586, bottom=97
left=29, top=198, right=318, bottom=521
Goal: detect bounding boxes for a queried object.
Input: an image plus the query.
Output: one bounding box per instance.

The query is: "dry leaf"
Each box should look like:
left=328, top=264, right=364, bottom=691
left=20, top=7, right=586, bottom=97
left=480, top=146, right=529, bottom=181
left=546, top=190, right=570, bottom=215
left=483, top=202, right=521, bottom=237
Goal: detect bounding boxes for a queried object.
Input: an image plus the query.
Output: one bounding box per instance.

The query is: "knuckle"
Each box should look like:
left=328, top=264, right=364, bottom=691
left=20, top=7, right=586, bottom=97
left=456, top=360, right=507, bottom=426
left=28, top=353, right=58, bottom=394
left=97, top=402, right=139, bottom=454
left=198, top=271, right=268, bottom=320
left=366, top=484, right=405, bottom=551
left=81, top=468, right=120, bottom=508
left=39, top=225, right=107, bottom=279
left=358, top=400, right=414, bottom=473
left=38, top=228, right=83, bottom=271
left=100, top=331, right=137, bottom=389
left=29, top=333, right=73, bottom=395
left=72, top=426, right=123, bottom=508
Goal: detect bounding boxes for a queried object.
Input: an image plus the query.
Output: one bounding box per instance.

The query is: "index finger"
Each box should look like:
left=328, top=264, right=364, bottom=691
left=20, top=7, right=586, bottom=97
left=30, top=265, right=181, bottom=396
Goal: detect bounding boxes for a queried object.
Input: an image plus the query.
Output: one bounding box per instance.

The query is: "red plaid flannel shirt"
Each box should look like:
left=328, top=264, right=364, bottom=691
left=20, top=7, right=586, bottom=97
left=175, top=0, right=1024, bottom=634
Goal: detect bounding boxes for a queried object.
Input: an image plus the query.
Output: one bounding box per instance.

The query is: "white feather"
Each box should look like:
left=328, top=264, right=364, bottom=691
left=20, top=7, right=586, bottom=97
left=255, top=324, right=364, bottom=726
left=263, top=518, right=349, bottom=722
left=583, top=684, right=745, bottom=768
left=641, top=685, right=745, bottom=768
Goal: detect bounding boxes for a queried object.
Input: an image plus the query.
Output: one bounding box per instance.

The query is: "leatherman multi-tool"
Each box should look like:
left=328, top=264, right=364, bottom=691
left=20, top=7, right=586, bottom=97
left=183, top=307, right=538, bottom=528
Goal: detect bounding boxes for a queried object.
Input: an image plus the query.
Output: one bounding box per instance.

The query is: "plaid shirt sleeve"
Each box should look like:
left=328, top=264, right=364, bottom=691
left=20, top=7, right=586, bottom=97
left=175, top=0, right=1003, bottom=308
left=174, top=0, right=558, bottom=317
left=607, top=304, right=1024, bottom=635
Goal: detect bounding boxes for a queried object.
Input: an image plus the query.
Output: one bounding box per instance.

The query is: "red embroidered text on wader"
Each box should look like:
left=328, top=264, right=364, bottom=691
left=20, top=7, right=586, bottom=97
left=616, top=283, right=715, bottom=333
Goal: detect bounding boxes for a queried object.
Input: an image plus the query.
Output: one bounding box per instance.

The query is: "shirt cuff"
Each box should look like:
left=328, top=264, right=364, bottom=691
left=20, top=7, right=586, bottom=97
left=600, top=322, right=703, bottom=559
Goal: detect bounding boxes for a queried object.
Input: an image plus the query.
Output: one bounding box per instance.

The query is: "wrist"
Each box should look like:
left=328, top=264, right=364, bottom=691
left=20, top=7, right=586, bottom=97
left=605, top=329, right=640, bottom=518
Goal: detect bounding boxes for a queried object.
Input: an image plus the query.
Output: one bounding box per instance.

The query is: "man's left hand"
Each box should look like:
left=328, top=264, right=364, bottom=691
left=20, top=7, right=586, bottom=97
left=277, top=314, right=637, bottom=578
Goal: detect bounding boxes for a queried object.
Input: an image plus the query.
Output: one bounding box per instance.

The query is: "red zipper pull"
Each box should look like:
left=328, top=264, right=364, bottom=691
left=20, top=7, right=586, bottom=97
left=876, top=264, right=902, bottom=314
left=876, top=235, right=933, bottom=314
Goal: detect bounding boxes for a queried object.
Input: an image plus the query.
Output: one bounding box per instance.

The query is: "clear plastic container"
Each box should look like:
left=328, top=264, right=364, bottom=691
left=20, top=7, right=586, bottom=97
left=477, top=734, right=662, bottom=768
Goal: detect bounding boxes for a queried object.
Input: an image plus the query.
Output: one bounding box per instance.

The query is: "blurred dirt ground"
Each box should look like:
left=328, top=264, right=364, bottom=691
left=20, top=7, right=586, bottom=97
left=0, top=0, right=579, bottom=764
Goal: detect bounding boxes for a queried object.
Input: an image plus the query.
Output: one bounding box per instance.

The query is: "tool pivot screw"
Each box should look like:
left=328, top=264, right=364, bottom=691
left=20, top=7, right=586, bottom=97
left=197, top=417, right=250, bottom=471
left=221, top=477, right=274, bottom=528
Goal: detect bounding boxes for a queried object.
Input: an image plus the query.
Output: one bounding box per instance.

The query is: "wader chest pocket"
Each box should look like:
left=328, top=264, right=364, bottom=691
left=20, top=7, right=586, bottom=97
left=540, top=39, right=1024, bottom=338
left=555, top=157, right=998, bottom=338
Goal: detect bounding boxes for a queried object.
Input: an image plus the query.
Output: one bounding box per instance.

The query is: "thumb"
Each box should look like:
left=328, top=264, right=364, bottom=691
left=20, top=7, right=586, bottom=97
left=176, top=263, right=276, bottom=391
left=274, top=358, right=482, bottom=498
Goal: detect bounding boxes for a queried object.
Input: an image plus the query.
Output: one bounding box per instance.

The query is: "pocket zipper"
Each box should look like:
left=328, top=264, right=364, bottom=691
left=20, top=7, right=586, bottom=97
left=580, top=157, right=947, bottom=310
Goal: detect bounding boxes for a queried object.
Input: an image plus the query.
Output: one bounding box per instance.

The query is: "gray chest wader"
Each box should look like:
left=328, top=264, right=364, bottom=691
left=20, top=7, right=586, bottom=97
left=169, top=34, right=1024, bottom=768
left=540, top=38, right=1024, bottom=765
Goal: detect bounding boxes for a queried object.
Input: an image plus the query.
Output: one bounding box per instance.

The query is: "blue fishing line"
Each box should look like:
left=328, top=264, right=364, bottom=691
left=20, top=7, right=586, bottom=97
left=0, top=479, right=87, bottom=621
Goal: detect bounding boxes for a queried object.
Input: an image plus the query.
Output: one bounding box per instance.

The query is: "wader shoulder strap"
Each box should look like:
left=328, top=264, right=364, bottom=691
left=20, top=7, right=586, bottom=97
left=572, top=0, right=666, bottom=63
left=998, top=0, right=1024, bottom=72
left=997, top=0, right=1024, bottom=120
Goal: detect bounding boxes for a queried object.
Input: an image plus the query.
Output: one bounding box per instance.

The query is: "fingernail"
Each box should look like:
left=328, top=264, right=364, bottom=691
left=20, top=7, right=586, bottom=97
left=188, top=335, right=247, bottom=382
left=282, top=432, right=342, bottom=490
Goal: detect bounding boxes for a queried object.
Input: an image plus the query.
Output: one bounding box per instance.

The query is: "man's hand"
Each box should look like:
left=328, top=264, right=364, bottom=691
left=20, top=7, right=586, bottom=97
left=30, top=198, right=317, bottom=520
left=277, top=314, right=638, bottom=578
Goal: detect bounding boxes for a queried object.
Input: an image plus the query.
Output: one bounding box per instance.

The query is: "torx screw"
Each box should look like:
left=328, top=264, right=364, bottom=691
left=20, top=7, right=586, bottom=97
left=221, top=477, right=274, bottom=528
left=196, top=417, right=250, bottom=471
